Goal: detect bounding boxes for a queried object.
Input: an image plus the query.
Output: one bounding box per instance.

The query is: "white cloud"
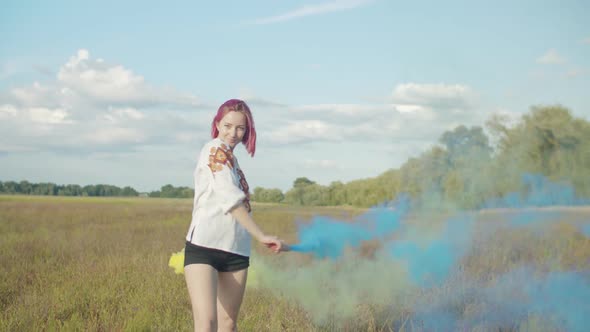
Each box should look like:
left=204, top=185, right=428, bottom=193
left=103, top=107, right=144, bottom=123
left=268, top=120, right=342, bottom=144
left=58, top=50, right=143, bottom=100
left=2, top=48, right=487, bottom=190
left=536, top=49, right=566, bottom=64
left=391, top=83, right=475, bottom=109
left=11, top=82, right=60, bottom=107
left=394, top=104, right=437, bottom=121
left=291, top=103, right=387, bottom=116
left=284, top=103, right=397, bottom=129
left=581, top=37, right=590, bottom=44
left=56, top=49, right=200, bottom=108
left=0, top=49, right=209, bottom=153
left=0, top=104, right=17, bottom=118
left=86, top=127, right=146, bottom=144
left=249, top=0, right=373, bottom=24
left=262, top=103, right=392, bottom=145
left=394, top=104, right=424, bottom=113
left=236, top=90, right=287, bottom=108
left=29, top=107, right=73, bottom=124
left=264, top=83, right=481, bottom=146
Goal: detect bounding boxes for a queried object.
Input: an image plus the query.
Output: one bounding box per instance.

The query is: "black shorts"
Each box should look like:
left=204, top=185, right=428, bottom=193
left=184, top=241, right=249, bottom=272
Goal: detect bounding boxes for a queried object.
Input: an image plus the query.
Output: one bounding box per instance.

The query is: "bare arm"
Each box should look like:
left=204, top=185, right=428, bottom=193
left=229, top=203, right=289, bottom=252
left=229, top=203, right=265, bottom=241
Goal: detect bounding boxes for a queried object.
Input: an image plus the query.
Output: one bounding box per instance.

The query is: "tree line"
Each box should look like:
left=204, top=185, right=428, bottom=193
left=3, top=105, right=589, bottom=208
left=0, top=181, right=139, bottom=197
left=254, top=105, right=590, bottom=209
left=0, top=181, right=194, bottom=198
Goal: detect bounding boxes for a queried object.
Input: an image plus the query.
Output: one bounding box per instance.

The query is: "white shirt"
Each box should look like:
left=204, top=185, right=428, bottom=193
left=185, top=138, right=252, bottom=257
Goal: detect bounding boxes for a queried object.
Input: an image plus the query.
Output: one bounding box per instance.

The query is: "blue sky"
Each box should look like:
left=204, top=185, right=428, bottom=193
left=1, top=0, right=589, bottom=192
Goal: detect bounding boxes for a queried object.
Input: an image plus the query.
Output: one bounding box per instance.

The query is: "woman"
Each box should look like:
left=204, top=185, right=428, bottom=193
left=184, top=99, right=288, bottom=332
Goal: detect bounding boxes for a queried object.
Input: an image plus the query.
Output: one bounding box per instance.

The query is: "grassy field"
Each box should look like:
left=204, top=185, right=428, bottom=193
left=1, top=195, right=589, bottom=331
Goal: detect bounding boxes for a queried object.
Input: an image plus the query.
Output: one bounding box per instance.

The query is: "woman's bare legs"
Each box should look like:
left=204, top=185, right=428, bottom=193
left=185, top=264, right=218, bottom=332
left=216, top=268, right=248, bottom=332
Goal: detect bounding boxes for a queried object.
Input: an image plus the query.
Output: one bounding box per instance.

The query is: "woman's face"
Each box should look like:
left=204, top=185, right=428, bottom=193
left=216, top=111, right=247, bottom=148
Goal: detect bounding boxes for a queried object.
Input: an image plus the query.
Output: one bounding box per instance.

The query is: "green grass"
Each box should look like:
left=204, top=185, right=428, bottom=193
left=0, top=196, right=358, bottom=331
left=1, top=195, right=589, bottom=331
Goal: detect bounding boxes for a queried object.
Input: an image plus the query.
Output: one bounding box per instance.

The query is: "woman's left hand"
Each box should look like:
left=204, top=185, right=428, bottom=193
left=259, top=235, right=289, bottom=253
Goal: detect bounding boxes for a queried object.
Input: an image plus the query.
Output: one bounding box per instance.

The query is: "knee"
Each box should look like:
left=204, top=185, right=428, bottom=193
left=195, top=318, right=217, bottom=332
left=217, top=315, right=237, bottom=332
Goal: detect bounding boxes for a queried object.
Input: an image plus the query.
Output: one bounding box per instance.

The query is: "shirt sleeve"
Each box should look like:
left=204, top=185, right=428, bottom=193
left=206, top=143, right=246, bottom=214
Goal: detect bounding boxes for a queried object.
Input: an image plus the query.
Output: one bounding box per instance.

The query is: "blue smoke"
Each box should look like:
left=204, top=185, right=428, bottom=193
left=290, top=195, right=409, bottom=258
left=289, top=217, right=373, bottom=259
left=390, top=241, right=454, bottom=288
left=389, top=214, right=474, bottom=288
left=412, top=267, right=590, bottom=331
left=284, top=174, right=589, bottom=328
left=483, top=268, right=589, bottom=332
left=507, top=209, right=560, bottom=227
left=525, top=271, right=590, bottom=332
left=482, top=173, right=590, bottom=208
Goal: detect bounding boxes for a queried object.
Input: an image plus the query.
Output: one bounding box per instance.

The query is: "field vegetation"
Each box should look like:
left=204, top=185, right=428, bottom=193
left=1, top=196, right=589, bottom=331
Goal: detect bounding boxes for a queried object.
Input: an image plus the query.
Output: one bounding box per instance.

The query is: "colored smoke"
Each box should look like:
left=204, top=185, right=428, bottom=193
left=253, top=174, right=590, bottom=330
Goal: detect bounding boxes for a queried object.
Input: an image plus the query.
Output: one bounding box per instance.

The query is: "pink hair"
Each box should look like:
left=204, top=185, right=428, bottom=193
left=211, top=99, right=257, bottom=157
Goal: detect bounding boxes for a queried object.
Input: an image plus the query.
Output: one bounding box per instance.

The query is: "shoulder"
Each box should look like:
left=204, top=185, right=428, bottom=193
left=204, top=138, right=235, bottom=172
left=200, top=138, right=227, bottom=157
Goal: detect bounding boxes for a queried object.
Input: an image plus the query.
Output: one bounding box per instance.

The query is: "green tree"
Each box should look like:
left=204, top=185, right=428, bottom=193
left=121, top=186, right=139, bottom=196
left=487, top=104, right=590, bottom=196
left=285, top=177, right=316, bottom=205
left=252, top=187, right=284, bottom=203
left=438, top=125, right=493, bottom=208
